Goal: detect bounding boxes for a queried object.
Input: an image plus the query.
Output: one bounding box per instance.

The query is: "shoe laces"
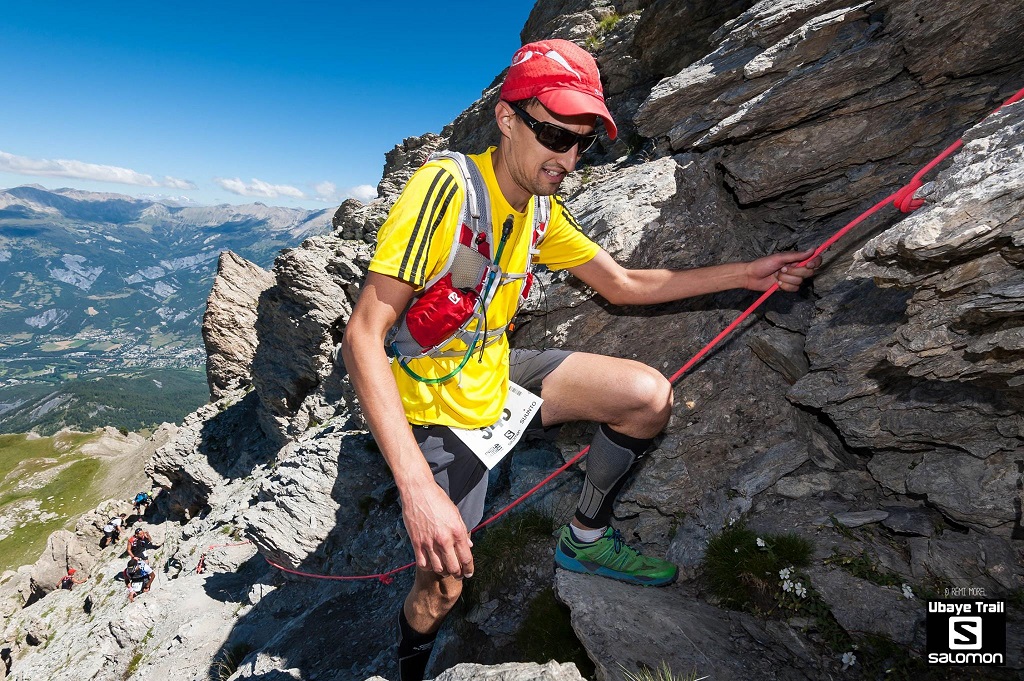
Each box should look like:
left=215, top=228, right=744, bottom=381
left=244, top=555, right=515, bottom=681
left=610, top=529, right=640, bottom=555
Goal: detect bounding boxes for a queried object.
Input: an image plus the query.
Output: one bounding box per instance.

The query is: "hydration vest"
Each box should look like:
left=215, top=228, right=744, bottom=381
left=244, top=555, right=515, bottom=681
left=385, top=151, right=550, bottom=384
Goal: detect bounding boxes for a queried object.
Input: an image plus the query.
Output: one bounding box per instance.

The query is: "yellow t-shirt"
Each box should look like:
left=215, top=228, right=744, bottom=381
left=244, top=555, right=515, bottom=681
left=369, top=147, right=600, bottom=428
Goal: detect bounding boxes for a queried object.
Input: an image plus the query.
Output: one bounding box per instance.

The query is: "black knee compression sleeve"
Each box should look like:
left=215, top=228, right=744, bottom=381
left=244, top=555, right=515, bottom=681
left=575, top=424, right=654, bottom=528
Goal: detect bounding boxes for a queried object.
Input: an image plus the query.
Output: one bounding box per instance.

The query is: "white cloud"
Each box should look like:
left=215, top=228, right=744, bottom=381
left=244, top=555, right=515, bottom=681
left=313, top=181, right=337, bottom=198
left=349, top=184, right=378, bottom=202
left=311, top=181, right=377, bottom=204
left=163, top=176, right=197, bottom=190
left=215, top=177, right=306, bottom=199
left=0, top=150, right=195, bottom=189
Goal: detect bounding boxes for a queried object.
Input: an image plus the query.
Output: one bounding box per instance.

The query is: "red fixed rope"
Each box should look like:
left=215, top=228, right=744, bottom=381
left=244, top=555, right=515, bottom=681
left=204, top=540, right=253, bottom=551
left=263, top=556, right=412, bottom=585
left=264, top=84, right=1024, bottom=585
left=191, top=540, right=254, bottom=574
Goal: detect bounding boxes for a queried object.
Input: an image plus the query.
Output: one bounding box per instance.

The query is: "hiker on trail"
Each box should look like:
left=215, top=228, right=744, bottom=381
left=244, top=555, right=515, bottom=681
left=340, top=38, right=820, bottom=680
left=133, top=491, right=153, bottom=515
left=101, top=513, right=127, bottom=548
left=126, top=528, right=157, bottom=561
left=56, top=567, right=87, bottom=590
left=123, top=558, right=154, bottom=602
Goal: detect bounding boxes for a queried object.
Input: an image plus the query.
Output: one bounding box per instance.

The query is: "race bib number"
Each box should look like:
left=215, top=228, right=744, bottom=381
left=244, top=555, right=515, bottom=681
left=451, top=382, right=542, bottom=469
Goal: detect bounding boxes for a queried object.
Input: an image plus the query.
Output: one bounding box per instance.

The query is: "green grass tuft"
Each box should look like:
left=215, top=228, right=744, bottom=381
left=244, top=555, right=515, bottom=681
left=584, top=12, right=622, bottom=52
left=124, top=651, right=143, bottom=680
left=597, top=13, right=621, bottom=32
left=210, top=642, right=253, bottom=681
left=514, top=588, right=594, bottom=677
left=702, top=523, right=812, bottom=614
left=621, top=661, right=703, bottom=681
left=464, top=508, right=554, bottom=597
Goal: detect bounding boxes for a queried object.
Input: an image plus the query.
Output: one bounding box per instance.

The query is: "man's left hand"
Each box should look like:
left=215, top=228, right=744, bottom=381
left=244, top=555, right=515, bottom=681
left=744, top=249, right=821, bottom=293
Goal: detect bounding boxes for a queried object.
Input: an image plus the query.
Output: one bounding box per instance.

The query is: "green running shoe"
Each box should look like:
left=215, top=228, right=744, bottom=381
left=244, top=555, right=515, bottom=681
left=555, top=525, right=678, bottom=586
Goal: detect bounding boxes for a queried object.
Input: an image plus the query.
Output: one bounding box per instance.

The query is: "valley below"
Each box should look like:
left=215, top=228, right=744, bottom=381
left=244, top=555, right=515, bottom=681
left=0, top=184, right=337, bottom=434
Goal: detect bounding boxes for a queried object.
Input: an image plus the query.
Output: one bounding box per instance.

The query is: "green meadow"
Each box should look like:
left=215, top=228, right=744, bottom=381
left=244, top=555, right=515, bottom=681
left=0, top=432, right=111, bottom=572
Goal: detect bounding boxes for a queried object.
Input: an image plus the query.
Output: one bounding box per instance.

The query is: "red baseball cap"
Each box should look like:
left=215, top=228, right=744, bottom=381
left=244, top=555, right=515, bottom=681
left=500, top=39, right=617, bottom=140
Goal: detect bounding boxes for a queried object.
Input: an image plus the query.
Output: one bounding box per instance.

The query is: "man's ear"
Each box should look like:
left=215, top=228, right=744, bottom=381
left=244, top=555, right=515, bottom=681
left=494, top=100, right=514, bottom=139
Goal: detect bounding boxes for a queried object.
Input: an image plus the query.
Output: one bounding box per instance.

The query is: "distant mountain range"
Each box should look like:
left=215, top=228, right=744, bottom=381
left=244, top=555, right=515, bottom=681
left=0, top=185, right=337, bottom=433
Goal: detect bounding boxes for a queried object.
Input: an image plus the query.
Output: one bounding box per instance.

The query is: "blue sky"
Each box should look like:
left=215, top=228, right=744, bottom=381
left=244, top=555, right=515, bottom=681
left=0, top=1, right=536, bottom=210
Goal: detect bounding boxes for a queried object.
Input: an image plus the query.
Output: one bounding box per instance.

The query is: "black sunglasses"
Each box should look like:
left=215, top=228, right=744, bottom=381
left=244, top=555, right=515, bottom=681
left=507, top=101, right=599, bottom=154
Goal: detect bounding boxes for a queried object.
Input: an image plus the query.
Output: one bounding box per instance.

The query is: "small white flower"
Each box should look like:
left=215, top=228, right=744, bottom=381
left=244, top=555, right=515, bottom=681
left=782, top=579, right=794, bottom=592
left=756, top=537, right=766, bottom=548
left=728, top=517, right=736, bottom=526
left=779, top=567, right=792, bottom=580
left=841, top=651, right=856, bottom=670
left=795, top=582, right=807, bottom=598
left=901, top=583, right=914, bottom=600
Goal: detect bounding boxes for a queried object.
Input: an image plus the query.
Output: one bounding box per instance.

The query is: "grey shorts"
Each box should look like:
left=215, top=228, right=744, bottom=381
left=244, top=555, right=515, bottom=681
left=412, top=348, right=572, bottom=530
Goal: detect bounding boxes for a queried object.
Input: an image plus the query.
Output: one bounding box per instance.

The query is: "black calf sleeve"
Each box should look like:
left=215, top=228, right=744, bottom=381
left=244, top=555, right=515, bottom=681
left=574, top=424, right=654, bottom=527
left=397, top=607, right=436, bottom=681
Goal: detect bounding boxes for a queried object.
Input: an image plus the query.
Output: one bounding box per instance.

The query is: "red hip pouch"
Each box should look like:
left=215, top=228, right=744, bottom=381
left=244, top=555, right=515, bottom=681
left=405, top=273, right=480, bottom=350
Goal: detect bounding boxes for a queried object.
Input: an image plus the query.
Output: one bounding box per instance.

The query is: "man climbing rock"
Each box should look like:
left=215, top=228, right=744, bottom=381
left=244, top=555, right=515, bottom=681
left=56, top=567, right=87, bottom=591
left=101, top=513, right=127, bottom=548
left=124, top=558, right=155, bottom=602
left=133, top=491, right=153, bottom=516
left=127, top=528, right=157, bottom=561
left=341, top=38, right=820, bottom=681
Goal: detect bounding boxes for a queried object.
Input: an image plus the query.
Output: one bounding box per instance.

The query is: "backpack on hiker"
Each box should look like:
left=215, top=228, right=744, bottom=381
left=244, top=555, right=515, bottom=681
left=385, top=151, right=550, bottom=384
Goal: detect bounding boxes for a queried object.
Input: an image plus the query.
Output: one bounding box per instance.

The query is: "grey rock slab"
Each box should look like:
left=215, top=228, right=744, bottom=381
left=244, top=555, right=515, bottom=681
left=806, top=567, right=924, bottom=646
left=568, top=156, right=680, bottom=262
left=698, top=9, right=903, bottom=149
left=730, top=439, right=810, bottom=498
left=366, top=661, right=586, bottom=681
left=377, top=132, right=448, bottom=203
left=886, top=0, right=1024, bottom=84
left=774, top=472, right=835, bottom=498
left=819, top=510, right=889, bottom=528
left=866, top=451, right=923, bottom=495
left=636, top=0, right=859, bottom=143
left=906, top=451, right=1020, bottom=534
left=880, top=506, right=936, bottom=537
left=555, top=570, right=820, bottom=680
left=436, top=661, right=587, bottom=681
left=148, top=392, right=271, bottom=518
left=747, top=326, right=810, bottom=384
left=855, top=102, right=1024, bottom=389
left=907, top=536, right=1024, bottom=594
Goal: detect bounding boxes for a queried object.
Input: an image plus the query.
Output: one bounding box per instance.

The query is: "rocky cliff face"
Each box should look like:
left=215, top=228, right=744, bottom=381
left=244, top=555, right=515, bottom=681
left=2, top=1, right=1022, bottom=680
left=203, top=251, right=277, bottom=401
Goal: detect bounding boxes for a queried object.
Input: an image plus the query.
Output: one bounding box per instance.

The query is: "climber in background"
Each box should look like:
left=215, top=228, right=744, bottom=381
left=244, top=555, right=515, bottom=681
left=101, top=512, right=128, bottom=548
left=124, top=558, right=155, bottom=602
left=56, top=567, right=87, bottom=591
left=132, top=490, right=153, bottom=517
left=127, top=528, right=158, bottom=561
